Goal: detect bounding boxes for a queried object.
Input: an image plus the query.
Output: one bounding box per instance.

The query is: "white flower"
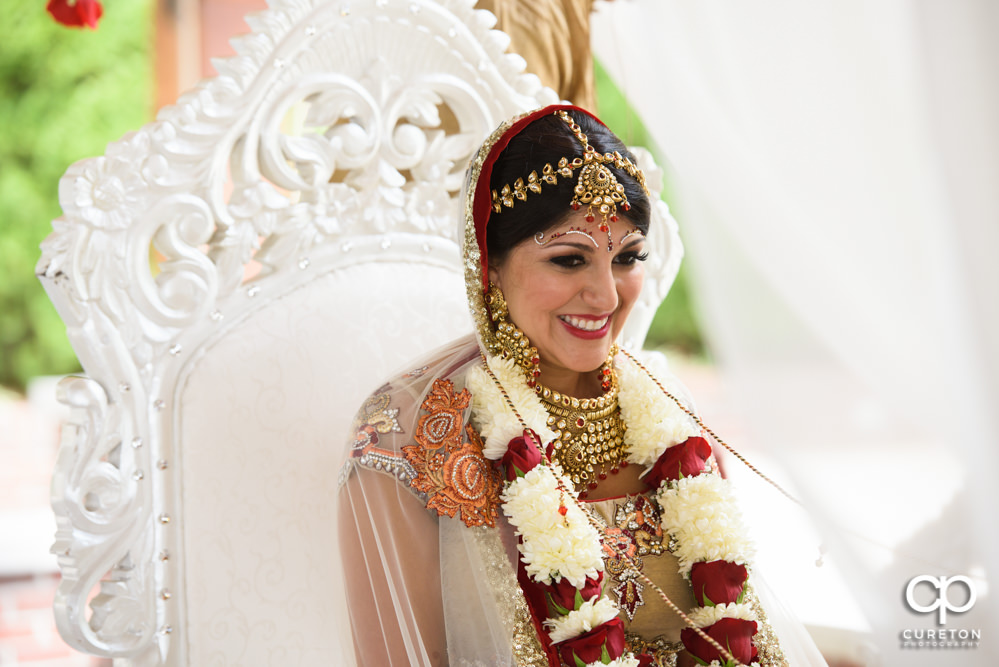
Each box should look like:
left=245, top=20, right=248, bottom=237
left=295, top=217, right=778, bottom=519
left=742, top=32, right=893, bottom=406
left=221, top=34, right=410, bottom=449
left=688, top=602, right=757, bottom=628
left=544, top=597, right=620, bottom=643
left=591, top=655, right=641, bottom=667
left=468, top=354, right=555, bottom=459
left=502, top=466, right=604, bottom=586
left=617, top=355, right=700, bottom=466
left=657, top=474, right=756, bottom=575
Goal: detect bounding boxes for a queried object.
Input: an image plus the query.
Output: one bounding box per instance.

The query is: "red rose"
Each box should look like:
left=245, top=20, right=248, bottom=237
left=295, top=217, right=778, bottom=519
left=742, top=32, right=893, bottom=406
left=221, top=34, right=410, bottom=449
left=47, top=0, right=103, bottom=29
left=500, top=429, right=543, bottom=481
left=690, top=560, right=748, bottom=607
left=540, top=572, right=604, bottom=614
left=643, top=436, right=712, bottom=489
left=681, top=617, right=758, bottom=665
left=554, top=617, right=626, bottom=666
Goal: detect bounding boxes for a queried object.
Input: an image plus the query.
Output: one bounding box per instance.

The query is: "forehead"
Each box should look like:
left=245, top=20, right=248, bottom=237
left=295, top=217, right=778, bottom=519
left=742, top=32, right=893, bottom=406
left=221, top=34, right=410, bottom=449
left=538, top=211, right=646, bottom=241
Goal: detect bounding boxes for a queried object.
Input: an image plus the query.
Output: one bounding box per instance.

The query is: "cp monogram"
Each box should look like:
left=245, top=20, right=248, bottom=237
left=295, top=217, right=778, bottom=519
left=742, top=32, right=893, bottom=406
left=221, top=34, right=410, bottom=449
left=905, top=575, right=977, bottom=624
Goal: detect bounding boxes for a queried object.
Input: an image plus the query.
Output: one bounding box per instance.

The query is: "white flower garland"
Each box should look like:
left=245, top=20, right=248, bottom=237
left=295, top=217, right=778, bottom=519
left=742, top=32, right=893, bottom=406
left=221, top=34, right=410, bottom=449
left=687, top=602, right=757, bottom=628
left=597, top=657, right=641, bottom=667
left=466, top=349, right=760, bottom=659
left=657, top=474, right=756, bottom=576
left=544, top=597, right=620, bottom=642
left=616, top=354, right=701, bottom=468
left=469, top=354, right=556, bottom=460
left=501, top=465, right=604, bottom=587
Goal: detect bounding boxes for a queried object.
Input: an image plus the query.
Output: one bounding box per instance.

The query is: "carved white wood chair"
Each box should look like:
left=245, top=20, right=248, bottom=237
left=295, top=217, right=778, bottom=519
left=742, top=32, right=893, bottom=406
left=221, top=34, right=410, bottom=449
left=37, top=1, right=682, bottom=664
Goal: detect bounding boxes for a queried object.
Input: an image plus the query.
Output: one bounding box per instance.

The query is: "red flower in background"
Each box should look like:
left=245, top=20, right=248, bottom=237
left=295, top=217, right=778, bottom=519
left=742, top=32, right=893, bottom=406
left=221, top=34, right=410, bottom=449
left=47, top=0, right=103, bottom=29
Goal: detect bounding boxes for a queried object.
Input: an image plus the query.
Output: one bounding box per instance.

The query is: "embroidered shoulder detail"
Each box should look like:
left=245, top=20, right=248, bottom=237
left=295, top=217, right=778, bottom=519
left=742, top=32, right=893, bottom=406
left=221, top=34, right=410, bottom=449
left=352, top=385, right=404, bottom=448
left=347, top=386, right=417, bottom=488
left=402, top=379, right=501, bottom=528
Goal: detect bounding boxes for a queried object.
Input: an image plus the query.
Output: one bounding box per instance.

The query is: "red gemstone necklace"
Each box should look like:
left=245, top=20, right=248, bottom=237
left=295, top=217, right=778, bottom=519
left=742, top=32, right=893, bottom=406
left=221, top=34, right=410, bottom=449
left=534, top=350, right=628, bottom=496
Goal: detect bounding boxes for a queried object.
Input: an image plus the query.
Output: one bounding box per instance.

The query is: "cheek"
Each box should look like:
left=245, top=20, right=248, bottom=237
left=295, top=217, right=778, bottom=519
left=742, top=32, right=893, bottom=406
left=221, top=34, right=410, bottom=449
left=618, top=267, right=645, bottom=310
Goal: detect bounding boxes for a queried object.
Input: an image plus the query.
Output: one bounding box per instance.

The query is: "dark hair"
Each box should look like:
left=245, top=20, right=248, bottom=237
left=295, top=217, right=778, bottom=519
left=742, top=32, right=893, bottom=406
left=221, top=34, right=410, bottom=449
left=485, top=109, right=651, bottom=265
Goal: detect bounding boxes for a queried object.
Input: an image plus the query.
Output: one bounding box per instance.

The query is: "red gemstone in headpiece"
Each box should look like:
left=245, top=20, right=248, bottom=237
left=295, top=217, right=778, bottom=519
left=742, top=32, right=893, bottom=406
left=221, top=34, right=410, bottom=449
left=585, top=214, right=595, bottom=223
left=571, top=201, right=581, bottom=211
left=622, top=202, right=631, bottom=211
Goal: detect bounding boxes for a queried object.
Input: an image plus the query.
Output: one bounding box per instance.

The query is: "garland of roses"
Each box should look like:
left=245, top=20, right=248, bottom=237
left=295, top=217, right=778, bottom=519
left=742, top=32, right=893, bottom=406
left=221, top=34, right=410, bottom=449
left=468, top=352, right=762, bottom=667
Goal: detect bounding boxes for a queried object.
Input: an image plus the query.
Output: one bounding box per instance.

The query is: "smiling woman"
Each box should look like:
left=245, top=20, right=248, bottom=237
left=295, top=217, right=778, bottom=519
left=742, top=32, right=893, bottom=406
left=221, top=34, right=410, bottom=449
left=486, top=110, right=649, bottom=398
left=335, top=106, right=827, bottom=667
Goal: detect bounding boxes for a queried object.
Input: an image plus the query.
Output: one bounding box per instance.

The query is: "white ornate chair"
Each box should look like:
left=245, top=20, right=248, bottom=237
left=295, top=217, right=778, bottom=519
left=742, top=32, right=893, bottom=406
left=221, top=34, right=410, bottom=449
left=37, top=1, right=682, bottom=664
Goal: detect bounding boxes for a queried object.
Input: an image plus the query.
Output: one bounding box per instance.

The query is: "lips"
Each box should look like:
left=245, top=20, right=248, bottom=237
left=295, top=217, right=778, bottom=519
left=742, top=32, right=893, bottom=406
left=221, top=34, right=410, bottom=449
left=558, top=314, right=610, bottom=332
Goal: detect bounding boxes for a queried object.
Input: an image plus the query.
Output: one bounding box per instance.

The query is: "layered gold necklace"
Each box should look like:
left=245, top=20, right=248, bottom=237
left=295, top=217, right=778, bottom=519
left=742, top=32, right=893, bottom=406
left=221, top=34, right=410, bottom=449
left=536, top=375, right=628, bottom=491
left=485, top=281, right=628, bottom=491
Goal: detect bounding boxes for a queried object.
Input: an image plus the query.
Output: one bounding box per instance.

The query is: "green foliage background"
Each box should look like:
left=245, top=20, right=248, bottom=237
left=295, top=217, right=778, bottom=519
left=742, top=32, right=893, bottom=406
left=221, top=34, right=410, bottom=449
left=594, top=61, right=704, bottom=356
left=0, top=0, right=153, bottom=392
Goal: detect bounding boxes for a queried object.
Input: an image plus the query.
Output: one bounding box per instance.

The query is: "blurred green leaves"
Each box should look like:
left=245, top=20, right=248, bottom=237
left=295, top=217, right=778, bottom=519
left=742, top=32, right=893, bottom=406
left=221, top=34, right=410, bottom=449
left=0, top=0, right=152, bottom=391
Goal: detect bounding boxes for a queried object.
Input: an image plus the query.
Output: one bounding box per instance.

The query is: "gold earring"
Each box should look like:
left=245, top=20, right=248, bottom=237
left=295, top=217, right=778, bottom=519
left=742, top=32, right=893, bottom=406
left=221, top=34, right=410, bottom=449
left=486, top=282, right=541, bottom=387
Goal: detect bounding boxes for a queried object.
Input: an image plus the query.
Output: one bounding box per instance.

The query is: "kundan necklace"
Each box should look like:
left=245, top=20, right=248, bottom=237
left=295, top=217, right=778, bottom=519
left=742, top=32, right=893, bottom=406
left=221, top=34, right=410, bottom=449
left=536, top=361, right=629, bottom=490
left=485, top=282, right=628, bottom=489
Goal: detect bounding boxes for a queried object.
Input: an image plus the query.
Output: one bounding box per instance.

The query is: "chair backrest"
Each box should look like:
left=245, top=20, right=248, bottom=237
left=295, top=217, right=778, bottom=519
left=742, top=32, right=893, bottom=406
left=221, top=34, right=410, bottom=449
left=37, top=1, right=680, bottom=664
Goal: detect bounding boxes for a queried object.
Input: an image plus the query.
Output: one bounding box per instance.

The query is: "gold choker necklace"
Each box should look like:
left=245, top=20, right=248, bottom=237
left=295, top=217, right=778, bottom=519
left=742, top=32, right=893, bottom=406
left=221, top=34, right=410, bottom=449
left=485, top=281, right=626, bottom=489
left=539, top=381, right=627, bottom=490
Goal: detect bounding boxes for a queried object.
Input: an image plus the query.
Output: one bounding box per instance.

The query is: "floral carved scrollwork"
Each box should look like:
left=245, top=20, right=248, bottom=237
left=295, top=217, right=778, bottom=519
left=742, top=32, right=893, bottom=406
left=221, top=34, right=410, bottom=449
left=51, top=376, right=159, bottom=664
left=38, top=0, right=558, bottom=664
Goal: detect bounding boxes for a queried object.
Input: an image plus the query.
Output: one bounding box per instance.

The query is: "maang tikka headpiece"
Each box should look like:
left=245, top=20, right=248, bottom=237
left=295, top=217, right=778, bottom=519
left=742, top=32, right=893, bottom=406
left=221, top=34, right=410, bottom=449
left=490, top=110, right=649, bottom=250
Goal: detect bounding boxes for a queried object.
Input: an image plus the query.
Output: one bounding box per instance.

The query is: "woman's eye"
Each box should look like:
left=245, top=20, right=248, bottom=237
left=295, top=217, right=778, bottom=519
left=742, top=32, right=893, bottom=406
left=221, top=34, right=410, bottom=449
left=549, top=254, right=586, bottom=268
left=615, top=251, right=649, bottom=265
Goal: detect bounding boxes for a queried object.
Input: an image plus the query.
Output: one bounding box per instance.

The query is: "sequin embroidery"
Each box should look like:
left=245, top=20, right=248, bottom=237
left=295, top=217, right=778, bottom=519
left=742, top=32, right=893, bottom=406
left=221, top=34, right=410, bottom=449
left=403, top=379, right=501, bottom=528
left=601, top=495, right=667, bottom=621
left=351, top=385, right=403, bottom=449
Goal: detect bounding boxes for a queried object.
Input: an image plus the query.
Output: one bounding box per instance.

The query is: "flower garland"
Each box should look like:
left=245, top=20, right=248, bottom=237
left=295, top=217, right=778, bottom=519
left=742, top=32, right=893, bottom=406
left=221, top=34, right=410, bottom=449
left=468, top=351, right=761, bottom=667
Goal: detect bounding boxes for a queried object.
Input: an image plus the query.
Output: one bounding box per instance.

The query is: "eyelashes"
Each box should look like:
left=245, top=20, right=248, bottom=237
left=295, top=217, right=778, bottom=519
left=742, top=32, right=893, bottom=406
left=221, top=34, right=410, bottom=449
left=617, top=250, right=649, bottom=264
left=548, top=250, right=648, bottom=268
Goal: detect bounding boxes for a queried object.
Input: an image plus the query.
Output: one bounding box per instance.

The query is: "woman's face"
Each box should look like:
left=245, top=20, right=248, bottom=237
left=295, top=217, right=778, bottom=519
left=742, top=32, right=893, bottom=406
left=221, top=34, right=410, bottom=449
left=488, top=211, right=647, bottom=393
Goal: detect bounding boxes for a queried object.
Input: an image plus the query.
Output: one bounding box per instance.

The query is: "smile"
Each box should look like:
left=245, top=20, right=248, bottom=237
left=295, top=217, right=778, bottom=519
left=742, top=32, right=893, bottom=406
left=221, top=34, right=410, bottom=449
left=558, top=315, right=610, bottom=332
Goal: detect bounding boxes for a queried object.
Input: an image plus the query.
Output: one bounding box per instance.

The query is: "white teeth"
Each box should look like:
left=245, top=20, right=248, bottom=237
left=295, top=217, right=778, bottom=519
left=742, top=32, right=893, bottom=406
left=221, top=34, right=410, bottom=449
left=559, top=315, right=609, bottom=331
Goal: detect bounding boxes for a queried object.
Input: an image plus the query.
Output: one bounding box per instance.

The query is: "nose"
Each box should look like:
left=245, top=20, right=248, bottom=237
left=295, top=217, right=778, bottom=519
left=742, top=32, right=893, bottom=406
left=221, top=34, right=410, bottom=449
left=581, top=263, right=619, bottom=312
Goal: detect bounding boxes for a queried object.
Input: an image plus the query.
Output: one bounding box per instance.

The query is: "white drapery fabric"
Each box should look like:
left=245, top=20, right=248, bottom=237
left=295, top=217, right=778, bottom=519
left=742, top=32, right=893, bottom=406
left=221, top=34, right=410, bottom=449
left=594, top=1, right=998, bottom=665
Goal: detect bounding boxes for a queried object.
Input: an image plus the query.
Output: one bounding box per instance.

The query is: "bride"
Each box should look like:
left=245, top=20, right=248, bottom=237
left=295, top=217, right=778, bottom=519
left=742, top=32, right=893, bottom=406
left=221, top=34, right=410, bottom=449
left=336, top=104, right=825, bottom=667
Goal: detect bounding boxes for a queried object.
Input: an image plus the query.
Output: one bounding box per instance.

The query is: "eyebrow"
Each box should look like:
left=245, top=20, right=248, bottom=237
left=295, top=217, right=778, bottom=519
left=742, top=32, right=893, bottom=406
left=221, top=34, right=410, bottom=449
left=618, top=236, right=645, bottom=251
left=535, top=229, right=600, bottom=249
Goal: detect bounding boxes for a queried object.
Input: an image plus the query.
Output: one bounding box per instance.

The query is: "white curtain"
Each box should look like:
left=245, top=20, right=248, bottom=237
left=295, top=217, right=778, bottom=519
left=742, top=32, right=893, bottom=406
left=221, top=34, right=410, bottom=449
left=594, top=1, right=998, bottom=665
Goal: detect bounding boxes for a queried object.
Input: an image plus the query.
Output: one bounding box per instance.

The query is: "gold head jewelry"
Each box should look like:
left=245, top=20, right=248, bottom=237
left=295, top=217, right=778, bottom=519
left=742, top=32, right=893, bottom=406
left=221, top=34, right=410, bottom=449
left=490, top=110, right=650, bottom=251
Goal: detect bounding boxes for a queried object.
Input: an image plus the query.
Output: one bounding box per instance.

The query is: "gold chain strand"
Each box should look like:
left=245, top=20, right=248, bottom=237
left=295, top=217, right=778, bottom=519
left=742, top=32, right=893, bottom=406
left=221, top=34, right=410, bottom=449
left=619, top=349, right=801, bottom=507
left=478, top=356, right=746, bottom=667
